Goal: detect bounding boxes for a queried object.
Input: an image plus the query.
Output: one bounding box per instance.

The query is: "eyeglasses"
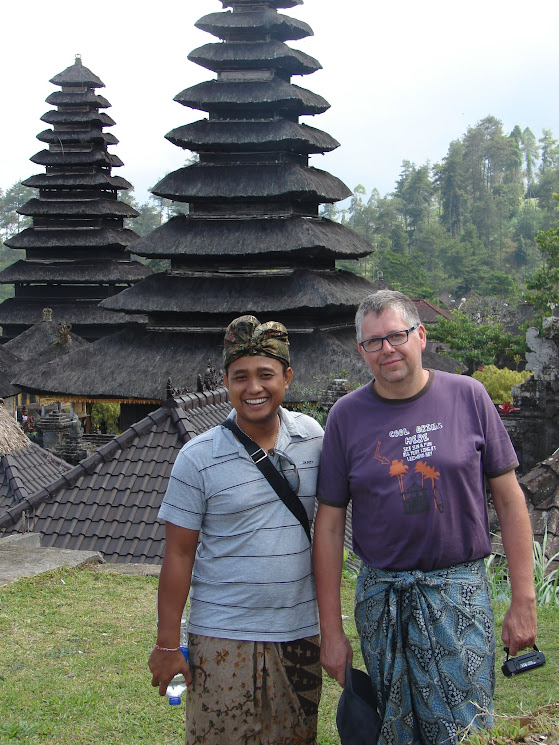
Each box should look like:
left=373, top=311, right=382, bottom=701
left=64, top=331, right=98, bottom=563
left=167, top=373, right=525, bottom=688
left=359, top=326, right=417, bottom=354
left=271, top=450, right=300, bottom=494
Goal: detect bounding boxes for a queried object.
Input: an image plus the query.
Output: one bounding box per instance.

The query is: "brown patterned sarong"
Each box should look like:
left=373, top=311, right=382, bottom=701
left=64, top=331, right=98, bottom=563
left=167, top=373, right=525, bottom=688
left=185, top=633, right=321, bottom=745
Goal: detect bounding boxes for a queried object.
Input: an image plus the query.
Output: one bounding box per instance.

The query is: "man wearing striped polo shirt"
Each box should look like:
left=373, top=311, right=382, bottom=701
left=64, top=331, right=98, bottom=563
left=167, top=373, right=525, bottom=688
left=149, top=315, right=323, bottom=745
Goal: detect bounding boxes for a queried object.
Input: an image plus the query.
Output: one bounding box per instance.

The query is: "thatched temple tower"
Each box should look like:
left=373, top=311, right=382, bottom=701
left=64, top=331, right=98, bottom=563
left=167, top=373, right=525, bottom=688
left=0, top=57, right=151, bottom=342
left=14, top=1, right=423, bottom=406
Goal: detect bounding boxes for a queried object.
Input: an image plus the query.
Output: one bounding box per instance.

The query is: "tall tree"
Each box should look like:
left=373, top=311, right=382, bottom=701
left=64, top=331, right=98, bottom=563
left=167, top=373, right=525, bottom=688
left=522, top=127, right=539, bottom=195
left=434, top=140, right=468, bottom=237
left=525, top=195, right=559, bottom=325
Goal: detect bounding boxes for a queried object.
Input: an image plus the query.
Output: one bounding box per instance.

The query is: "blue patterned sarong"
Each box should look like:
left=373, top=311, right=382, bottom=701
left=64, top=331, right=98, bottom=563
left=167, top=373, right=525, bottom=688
left=355, top=560, right=495, bottom=745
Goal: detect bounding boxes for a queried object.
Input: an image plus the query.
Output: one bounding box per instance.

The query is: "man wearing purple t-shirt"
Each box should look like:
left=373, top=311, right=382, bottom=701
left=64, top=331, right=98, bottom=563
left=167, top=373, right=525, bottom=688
left=313, top=290, right=537, bottom=745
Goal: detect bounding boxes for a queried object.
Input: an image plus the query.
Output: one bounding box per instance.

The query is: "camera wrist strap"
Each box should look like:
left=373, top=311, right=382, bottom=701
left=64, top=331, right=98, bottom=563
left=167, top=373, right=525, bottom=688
left=221, top=419, right=311, bottom=543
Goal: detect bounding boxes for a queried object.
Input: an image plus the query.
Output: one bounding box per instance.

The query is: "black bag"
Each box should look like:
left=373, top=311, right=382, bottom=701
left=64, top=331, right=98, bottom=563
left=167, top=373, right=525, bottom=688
left=336, top=661, right=381, bottom=745
left=221, top=418, right=311, bottom=542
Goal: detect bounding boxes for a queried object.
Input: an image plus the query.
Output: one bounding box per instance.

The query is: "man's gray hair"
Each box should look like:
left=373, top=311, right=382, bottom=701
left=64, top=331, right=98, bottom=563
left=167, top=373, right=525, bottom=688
left=355, top=290, right=421, bottom=341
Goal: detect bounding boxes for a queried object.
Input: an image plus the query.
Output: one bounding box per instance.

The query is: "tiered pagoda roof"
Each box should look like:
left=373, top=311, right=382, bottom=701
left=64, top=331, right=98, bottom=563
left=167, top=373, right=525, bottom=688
left=14, top=1, right=424, bottom=402
left=0, top=57, right=151, bottom=341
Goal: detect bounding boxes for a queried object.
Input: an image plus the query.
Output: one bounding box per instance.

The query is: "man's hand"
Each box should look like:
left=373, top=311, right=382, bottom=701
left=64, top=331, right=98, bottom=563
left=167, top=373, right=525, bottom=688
left=148, top=648, right=191, bottom=696
left=489, top=471, right=537, bottom=657
left=501, top=597, right=537, bottom=657
left=320, top=630, right=353, bottom=686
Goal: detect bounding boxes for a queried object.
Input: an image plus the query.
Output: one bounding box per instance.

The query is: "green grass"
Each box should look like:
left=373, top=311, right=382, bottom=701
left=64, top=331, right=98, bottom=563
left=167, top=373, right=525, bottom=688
left=0, top=568, right=557, bottom=744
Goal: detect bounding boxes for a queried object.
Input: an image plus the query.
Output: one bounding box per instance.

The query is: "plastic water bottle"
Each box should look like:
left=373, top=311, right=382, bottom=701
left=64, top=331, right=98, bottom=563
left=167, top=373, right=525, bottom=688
left=165, top=608, right=189, bottom=705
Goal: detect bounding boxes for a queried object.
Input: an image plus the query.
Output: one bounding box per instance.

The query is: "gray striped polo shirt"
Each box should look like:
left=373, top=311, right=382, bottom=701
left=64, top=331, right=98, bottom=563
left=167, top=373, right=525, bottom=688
left=158, top=407, right=323, bottom=642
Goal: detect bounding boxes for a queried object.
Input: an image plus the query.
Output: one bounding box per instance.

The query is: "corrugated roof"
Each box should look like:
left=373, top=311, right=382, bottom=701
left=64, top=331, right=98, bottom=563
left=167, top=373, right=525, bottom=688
left=413, top=299, right=454, bottom=323
left=0, top=389, right=231, bottom=563
left=0, top=404, right=72, bottom=522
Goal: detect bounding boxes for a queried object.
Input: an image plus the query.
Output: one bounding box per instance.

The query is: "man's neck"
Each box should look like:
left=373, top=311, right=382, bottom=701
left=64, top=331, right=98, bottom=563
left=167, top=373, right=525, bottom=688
left=373, top=368, right=430, bottom=400
left=234, top=412, right=281, bottom=451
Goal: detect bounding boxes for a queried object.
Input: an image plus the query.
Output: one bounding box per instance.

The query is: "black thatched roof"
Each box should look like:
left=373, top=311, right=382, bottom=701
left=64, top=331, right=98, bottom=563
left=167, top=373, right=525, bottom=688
left=0, top=55, right=148, bottom=343
left=37, top=129, right=118, bottom=146
left=5, top=227, right=140, bottom=250
left=189, top=40, right=321, bottom=75
left=12, top=324, right=463, bottom=404
left=166, top=120, right=338, bottom=153
left=175, top=79, right=330, bottom=115
left=222, top=0, right=303, bottom=9
left=13, top=4, right=379, bottom=397
left=50, top=57, right=104, bottom=88
left=123, top=214, right=371, bottom=261
left=0, top=347, right=23, bottom=399
left=152, top=163, right=351, bottom=203
left=0, top=370, right=21, bottom=400
left=4, top=319, right=89, bottom=363
left=0, top=301, right=139, bottom=329
left=19, top=199, right=138, bottom=219
left=46, top=91, right=110, bottom=107
left=196, top=9, right=312, bottom=42
left=100, top=268, right=375, bottom=317
left=22, top=173, right=131, bottom=190
left=41, top=110, right=116, bottom=127
left=0, top=260, right=150, bottom=284
left=30, top=149, right=123, bottom=168
left=0, top=346, right=22, bottom=372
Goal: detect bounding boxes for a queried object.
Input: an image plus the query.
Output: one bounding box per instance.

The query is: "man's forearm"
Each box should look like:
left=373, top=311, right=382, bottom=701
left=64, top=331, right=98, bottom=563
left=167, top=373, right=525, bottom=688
left=312, top=505, right=346, bottom=635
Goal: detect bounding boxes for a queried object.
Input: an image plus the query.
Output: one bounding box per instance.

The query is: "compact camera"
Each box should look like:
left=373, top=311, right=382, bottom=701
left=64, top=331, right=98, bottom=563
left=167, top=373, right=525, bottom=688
left=501, top=645, right=546, bottom=677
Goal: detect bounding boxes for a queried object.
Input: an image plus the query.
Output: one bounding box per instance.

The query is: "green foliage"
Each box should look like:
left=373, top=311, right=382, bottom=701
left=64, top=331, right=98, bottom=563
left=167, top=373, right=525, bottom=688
left=460, top=718, right=529, bottom=745
left=485, top=530, right=559, bottom=607
left=472, top=365, right=532, bottom=404
left=0, top=181, right=35, bottom=241
left=91, top=403, right=120, bottom=434
left=524, top=194, right=559, bottom=327
left=532, top=528, right=559, bottom=606
left=429, top=313, right=526, bottom=373
left=334, top=118, right=559, bottom=302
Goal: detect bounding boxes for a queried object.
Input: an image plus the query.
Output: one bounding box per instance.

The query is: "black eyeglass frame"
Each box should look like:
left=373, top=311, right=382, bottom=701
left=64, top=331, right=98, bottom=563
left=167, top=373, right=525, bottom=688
left=359, top=325, right=418, bottom=354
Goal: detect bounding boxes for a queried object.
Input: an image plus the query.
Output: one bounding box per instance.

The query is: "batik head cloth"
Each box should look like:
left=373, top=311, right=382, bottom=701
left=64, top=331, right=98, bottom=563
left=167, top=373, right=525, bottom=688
left=223, top=315, right=290, bottom=369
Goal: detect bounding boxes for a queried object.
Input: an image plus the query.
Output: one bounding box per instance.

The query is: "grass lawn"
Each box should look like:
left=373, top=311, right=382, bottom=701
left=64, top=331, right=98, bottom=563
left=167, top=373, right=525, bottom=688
left=0, top=567, right=557, bottom=744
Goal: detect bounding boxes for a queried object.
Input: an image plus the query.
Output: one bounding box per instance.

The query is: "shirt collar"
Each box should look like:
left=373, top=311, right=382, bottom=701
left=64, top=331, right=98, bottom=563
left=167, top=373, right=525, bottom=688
left=213, top=406, right=311, bottom=458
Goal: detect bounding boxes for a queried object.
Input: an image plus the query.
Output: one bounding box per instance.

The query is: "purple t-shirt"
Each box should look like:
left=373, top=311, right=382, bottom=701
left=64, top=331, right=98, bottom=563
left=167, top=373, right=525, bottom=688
left=317, top=370, right=518, bottom=571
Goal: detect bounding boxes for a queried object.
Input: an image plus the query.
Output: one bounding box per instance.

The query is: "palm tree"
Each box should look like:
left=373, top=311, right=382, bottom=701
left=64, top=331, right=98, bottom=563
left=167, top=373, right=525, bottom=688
left=389, top=459, right=409, bottom=496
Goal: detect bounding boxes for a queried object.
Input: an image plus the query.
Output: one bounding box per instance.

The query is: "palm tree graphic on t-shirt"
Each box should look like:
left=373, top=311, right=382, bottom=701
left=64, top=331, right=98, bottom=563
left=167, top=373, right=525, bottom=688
left=414, top=461, right=444, bottom=513
left=375, top=441, right=444, bottom=514
left=389, top=459, right=408, bottom=497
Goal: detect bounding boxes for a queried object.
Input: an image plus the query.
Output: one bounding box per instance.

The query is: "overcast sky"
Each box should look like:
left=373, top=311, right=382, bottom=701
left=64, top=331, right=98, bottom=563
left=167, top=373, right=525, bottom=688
left=3, top=0, right=559, bottom=205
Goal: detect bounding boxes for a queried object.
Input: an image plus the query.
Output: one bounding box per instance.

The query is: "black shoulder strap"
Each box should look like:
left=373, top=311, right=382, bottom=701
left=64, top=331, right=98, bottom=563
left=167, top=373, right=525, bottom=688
left=222, top=418, right=311, bottom=543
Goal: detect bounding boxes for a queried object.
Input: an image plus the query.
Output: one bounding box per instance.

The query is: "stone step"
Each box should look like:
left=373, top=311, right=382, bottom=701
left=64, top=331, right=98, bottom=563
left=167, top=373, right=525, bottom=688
left=0, top=533, right=104, bottom=586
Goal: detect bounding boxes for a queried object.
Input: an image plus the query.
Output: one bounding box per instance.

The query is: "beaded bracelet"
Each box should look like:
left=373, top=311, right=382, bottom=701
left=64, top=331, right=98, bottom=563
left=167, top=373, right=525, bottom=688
left=154, top=643, right=180, bottom=652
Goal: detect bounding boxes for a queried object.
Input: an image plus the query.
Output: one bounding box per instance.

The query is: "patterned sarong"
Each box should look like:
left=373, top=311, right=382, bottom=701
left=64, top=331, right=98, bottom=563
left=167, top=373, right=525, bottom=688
left=185, top=633, right=321, bottom=745
left=355, top=560, right=495, bottom=745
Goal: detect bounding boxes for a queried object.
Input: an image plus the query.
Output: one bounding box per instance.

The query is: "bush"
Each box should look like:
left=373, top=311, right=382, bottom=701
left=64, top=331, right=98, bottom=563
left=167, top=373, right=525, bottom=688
left=91, top=402, right=120, bottom=434
left=472, top=365, right=532, bottom=404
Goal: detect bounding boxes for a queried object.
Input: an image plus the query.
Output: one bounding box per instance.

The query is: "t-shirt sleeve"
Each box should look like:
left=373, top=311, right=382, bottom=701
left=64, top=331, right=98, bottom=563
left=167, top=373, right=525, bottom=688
left=316, top=405, right=350, bottom=507
left=475, top=382, right=519, bottom=476
left=158, top=447, right=206, bottom=530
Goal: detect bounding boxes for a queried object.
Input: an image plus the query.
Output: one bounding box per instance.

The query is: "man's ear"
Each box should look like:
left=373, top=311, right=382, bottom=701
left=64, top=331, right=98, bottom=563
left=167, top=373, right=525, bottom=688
left=417, top=324, right=427, bottom=350
left=284, top=367, right=294, bottom=388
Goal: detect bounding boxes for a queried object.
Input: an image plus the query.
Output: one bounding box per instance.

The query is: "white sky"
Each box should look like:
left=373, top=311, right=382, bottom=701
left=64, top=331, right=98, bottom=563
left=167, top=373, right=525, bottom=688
left=2, top=0, right=559, bottom=205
